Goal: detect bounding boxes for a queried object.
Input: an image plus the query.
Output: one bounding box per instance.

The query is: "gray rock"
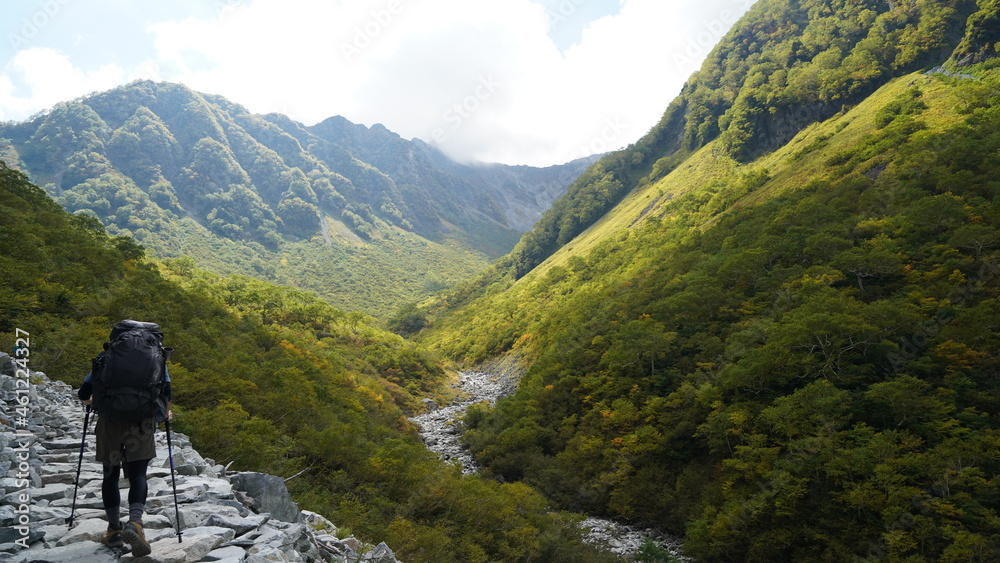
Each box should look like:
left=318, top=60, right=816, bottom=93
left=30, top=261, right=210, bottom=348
left=27, top=483, right=73, bottom=502
left=302, top=509, right=337, bottom=533
left=41, top=470, right=102, bottom=486
left=205, top=512, right=268, bottom=536
left=229, top=472, right=301, bottom=523
left=163, top=501, right=243, bottom=530
left=0, top=505, right=17, bottom=525
left=176, top=525, right=235, bottom=543
left=38, top=523, right=70, bottom=545
left=142, top=533, right=225, bottom=563
left=200, top=544, right=248, bottom=562
left=0, top=352, right=15, bottom=377
left=361, top=542, right=398, bottom=563
left=26, top=505, right=73, bottom=523
left=146, top=526, right=183, bottom=544
left=0, top=523, right=42, bottom=546
left=245, top=524, right=293, bottom=550
left=243, top=549, right=299, bottom=563
left=12, top=540, right=112, bottom=562
left=55, top=518, right=108, bottom=546
left=143, top=513, right=175, bottom=530
left=38, top=438, right=83, bottom=451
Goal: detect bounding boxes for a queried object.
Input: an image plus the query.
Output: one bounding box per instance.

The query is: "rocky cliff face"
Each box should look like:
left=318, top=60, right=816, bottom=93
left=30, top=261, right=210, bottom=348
left=0, top=354, right=400, bottom=563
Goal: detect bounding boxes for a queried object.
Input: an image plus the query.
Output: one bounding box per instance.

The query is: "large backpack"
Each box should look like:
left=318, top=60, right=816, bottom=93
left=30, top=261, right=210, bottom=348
left=92, top=320, right=168, bottom=423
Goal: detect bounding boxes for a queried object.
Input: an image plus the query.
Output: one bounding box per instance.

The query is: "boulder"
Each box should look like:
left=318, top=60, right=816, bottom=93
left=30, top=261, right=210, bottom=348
left=229, top=472, right=301, bottom=523
left=362, top=542, right=399, bottom=563
left=142, top=533, right=225, bottom=563
left=201, top=544, right=248, bottom=562
left=0, top=352, right=15, bottom=377
left=14, top=540, right=112, bottom=562
left=55, top=518, right=108, bottom=546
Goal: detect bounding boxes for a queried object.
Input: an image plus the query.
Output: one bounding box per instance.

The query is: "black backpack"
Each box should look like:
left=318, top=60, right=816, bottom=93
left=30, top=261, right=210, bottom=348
left=92, top=320, right=168, bottom=423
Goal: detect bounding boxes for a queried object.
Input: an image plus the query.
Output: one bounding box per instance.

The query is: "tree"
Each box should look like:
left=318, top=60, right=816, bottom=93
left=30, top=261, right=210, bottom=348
left=832, top=234, right=902, bottom=291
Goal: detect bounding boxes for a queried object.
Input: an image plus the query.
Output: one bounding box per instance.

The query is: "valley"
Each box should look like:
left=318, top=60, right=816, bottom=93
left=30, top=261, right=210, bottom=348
left=3, top=0, right=1000, bottom=561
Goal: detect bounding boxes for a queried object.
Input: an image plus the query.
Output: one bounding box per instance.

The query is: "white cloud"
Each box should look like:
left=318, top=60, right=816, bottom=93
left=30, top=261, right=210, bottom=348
left=0, top=47, right=126, bottom=120
left=1, top=0, right=754, bottom=165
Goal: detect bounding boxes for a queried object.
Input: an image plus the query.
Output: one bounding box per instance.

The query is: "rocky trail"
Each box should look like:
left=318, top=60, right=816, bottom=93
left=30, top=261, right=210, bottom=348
left=0, top=354, right=399, bottom=563
left=409, top=368, right=689, bottom=561
left=2, top=349, right=688, bottom=562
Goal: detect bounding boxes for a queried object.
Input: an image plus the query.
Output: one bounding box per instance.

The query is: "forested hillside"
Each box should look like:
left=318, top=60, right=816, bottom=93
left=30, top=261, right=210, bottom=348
left=465, top=0, right=985, bottom=285
left=0, top=82, right=592, bottom=318
left=414, top=0, right=1000, bottom=560
left=0, top=161, right=619, bottom=562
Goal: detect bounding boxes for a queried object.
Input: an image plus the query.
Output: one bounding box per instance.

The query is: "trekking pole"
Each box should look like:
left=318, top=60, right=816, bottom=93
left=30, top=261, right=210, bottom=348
left=165, top=419, right=183, bottom=542
left=67, top=405, right=91, bottom=527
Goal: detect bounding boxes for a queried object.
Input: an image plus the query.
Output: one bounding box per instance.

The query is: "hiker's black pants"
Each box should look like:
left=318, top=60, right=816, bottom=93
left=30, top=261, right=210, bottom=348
left=102, top=459, right=149, bottom=508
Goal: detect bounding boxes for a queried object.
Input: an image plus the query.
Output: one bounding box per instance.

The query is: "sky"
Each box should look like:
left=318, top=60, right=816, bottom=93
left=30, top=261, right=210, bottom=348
left=0, top=0, right=754, bottom=166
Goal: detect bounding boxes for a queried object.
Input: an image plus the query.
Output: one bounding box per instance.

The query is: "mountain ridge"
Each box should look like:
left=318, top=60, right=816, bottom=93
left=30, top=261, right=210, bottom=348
left=0, top=81, right=594, bottom=318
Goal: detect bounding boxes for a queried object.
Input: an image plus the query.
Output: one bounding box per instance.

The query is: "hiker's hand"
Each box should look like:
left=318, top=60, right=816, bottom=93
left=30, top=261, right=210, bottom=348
left=166, top=410, right=173, bottom=422
left=81, top=398, right=92, bottom=405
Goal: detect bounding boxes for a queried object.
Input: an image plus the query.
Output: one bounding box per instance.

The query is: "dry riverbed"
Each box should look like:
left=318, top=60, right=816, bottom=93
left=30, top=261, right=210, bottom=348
left=410, top=370, right=688, bottom=561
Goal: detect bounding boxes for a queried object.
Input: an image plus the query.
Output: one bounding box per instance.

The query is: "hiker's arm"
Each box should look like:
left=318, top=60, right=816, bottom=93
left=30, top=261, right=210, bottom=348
left=78, top=373, right=93, bottom=402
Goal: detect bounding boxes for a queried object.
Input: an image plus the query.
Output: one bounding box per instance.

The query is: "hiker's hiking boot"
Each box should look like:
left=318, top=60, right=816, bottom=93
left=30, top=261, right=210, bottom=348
left=101, top=526, right=124, bottom=548
left=123, top=521, right=150, bottom=557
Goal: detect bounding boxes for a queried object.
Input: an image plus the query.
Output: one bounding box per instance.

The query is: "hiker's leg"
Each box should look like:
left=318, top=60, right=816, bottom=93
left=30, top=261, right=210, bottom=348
left=126, top=458, right=150, bottom=524
left=121, top=457, right=153, bottom=556
left=102, top=462, right=122, bottom=530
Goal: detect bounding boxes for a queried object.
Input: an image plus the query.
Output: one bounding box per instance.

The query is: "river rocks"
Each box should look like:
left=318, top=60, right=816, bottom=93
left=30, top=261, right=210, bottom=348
left=409, top=371, right=517, bottom=474
left=0, top=363, right=401, bottom=562
left=410, top=367, right=690, bottom=561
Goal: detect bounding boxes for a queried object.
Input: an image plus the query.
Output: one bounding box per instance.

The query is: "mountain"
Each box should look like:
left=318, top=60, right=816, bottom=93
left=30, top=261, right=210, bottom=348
left=0, top=161, right=615, bottom=563
left=414, top=0, right=1000, bottom=560
left=0, top=81, right=594, bottom=318
left=460, top=0, right=987, bottom=284
left=307, top=115, right=599, bottom=232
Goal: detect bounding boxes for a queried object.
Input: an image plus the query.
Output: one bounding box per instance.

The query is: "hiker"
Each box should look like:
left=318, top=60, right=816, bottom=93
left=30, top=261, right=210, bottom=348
left=77, top=321, right=173, bottom=557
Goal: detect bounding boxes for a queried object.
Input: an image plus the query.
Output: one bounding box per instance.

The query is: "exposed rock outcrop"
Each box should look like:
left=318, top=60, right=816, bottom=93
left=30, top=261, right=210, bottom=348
left=0, top=354, right=400, bottom=563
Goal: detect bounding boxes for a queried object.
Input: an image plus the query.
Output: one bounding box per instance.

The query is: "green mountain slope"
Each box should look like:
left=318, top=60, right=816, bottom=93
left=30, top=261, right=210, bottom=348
left=468, top=0, right=983, bottom=285
left=0, top=82, right=592, bottom=318
left=415, top=1, right=1000, bottom=560
left=0, top=161, right=615, bottom=563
